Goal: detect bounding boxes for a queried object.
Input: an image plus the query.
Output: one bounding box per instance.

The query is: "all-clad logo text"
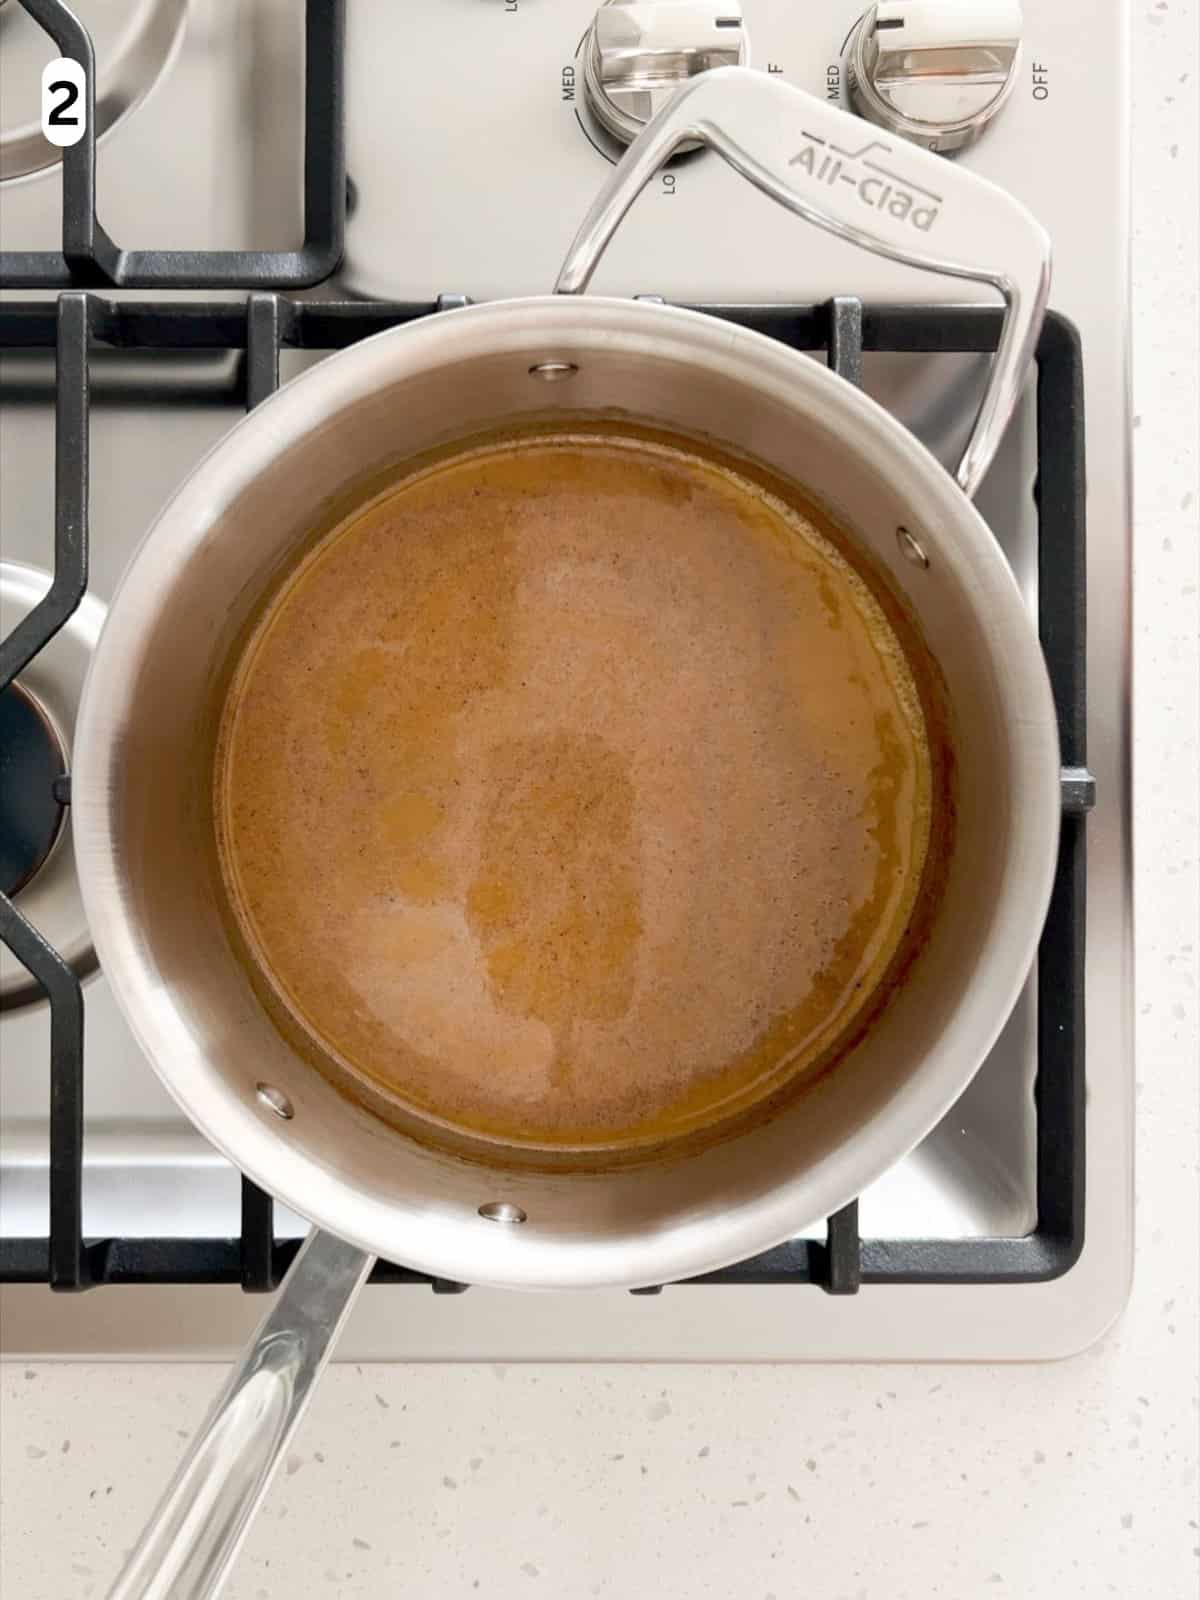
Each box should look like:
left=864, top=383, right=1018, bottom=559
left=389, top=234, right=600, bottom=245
left=789, top=133, right=942, bottom=232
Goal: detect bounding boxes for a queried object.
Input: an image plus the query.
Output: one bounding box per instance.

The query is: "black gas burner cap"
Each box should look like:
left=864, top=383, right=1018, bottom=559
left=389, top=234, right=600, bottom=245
left=0, top=681, right=68, bottom=899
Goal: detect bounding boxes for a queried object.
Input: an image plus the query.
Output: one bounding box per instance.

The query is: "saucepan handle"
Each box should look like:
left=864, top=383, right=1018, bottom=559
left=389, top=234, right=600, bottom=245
left=555, top=66, right=1051, bottom=501
left=106, top=1229, right=375, bottom=1600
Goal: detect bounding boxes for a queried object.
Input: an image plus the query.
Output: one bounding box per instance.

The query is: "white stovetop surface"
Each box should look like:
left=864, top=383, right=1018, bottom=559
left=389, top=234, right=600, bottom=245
left=1, top=6, right=1197, bottom=1599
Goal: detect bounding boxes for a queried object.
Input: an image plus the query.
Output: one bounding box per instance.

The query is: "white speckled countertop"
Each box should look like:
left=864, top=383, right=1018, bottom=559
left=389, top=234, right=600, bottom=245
left=2, top=6, right=1197, bottom=1598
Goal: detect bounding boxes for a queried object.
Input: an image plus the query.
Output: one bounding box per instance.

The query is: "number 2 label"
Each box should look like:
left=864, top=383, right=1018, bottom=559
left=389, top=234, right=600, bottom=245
left=41, top=59, right=86, bottom=148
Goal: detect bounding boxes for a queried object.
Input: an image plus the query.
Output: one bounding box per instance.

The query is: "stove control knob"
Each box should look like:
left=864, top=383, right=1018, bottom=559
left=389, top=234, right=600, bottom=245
left=845, top=1, right=1022, bottom=153
left=582, top=0, right=750, bottom=149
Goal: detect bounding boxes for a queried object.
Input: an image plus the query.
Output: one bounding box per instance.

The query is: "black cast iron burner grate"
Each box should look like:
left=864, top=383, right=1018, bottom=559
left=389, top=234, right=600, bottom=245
left=0, top=292, right=1091, bottom=1295
left=0, top=0, right=345, bottom=290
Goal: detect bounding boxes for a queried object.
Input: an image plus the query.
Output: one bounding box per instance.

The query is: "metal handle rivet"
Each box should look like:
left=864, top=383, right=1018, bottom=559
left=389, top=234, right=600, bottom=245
left=528, top=361, right=579, bottom=382
left=255, top=1083, right=294, bottom=1120
left=896, top=526, right=930, bottom=569
left=478, top=1201, right=527, bottom=1224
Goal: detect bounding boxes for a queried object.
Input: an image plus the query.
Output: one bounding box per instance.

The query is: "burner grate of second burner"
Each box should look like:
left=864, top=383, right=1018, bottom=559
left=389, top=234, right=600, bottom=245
left=0, top=0, right=345, bottom=291
left=0, top=292, right=1090, bottom=1298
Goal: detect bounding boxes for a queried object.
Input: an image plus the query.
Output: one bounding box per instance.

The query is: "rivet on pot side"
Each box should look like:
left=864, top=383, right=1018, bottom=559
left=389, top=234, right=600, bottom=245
left=896, top=526, right=930, bottom=569
left=255, top=1083, right=294, bottom=1120
left=478, top=1201, right=527, bottom=1224
left=528, top=361, right=579, bottom=382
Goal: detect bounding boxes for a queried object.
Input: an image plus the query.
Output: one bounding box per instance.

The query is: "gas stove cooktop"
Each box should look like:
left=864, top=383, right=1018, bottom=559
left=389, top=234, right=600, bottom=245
left=0, top=0, right=1131, bottom=1360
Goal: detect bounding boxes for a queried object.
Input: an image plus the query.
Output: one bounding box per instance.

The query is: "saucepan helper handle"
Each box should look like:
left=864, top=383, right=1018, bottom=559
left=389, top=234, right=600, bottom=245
left=555, top=66, right=1051, bottom=501
left=106, top=1229, right=375, bottom=1600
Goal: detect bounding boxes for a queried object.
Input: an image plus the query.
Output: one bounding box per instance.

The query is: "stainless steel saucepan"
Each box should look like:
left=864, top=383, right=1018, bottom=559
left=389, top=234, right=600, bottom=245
left=83, top=71, right=1058, bottom=1599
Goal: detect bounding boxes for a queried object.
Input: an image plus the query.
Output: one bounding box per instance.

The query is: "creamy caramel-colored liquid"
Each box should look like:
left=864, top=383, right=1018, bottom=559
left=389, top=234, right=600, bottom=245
left=215, top=431, right=936, bottom=1154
